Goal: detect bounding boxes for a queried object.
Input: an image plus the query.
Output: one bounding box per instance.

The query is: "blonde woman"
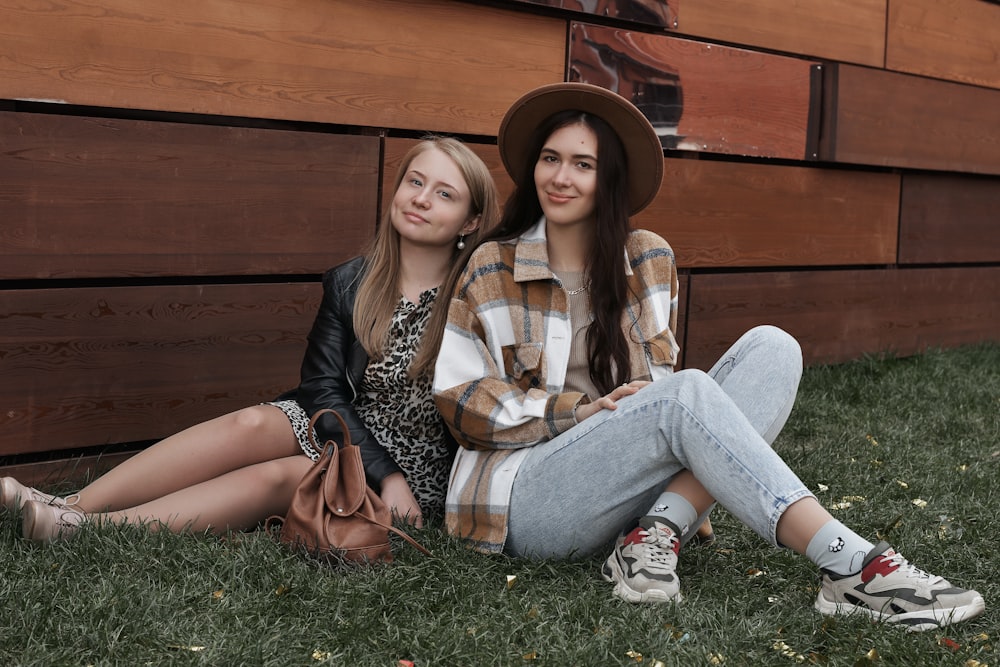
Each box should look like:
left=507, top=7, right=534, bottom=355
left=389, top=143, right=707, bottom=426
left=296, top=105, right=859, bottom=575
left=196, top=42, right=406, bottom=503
left=3, top=136, right=498, bottom=542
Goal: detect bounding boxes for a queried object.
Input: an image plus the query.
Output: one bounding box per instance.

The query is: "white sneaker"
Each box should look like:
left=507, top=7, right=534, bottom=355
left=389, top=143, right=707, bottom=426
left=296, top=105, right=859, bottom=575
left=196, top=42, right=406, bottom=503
left=815, top=541, right=986, bottom=631
left=601, top=518, right=682, bottom=603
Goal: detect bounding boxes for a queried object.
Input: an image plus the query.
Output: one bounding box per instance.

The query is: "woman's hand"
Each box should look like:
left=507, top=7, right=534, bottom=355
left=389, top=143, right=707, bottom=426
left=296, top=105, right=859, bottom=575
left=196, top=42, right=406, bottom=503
left=574, top=380, right=651, bottom=422
left=379, top=472, right=423, bottom=528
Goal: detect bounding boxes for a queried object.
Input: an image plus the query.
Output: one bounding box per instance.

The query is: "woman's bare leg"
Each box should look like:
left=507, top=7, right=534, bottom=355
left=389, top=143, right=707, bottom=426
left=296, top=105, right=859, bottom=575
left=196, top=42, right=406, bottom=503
left=74, top=405, right=300, bottom=513
left=95, top=455, right=314, bottom=534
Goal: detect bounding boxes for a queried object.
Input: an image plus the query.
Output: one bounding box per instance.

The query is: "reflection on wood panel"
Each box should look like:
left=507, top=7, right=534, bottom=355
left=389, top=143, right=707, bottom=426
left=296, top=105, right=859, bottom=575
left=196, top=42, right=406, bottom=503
left=504, top=0, right=678, bottom=28
left=569, top=23, right=820, bottom=159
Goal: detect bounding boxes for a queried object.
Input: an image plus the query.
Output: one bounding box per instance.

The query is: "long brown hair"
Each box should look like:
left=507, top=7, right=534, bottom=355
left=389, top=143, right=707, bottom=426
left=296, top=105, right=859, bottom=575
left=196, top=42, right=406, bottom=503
left=488, top=110, right=633, bottom=394
left=353, top=136, right=499, bottom=377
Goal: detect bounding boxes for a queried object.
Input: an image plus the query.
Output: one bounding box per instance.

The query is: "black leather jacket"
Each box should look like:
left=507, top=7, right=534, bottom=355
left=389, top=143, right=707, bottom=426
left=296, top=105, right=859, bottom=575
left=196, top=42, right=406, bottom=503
left=277, top=256, right=456, bottom=491
left=276, top=257, right=402, bottom=488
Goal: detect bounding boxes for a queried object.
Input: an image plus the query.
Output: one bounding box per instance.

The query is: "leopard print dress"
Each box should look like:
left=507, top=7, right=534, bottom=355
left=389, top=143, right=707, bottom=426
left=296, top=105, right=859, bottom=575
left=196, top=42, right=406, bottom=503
left=268, top=288, right=449, bottom=517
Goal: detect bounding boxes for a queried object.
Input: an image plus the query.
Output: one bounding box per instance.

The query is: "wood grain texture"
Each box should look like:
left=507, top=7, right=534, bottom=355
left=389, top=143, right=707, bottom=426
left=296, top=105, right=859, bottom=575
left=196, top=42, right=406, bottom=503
left=0, top=0, right=565, bottom=134
left=0, top=452, right=136, bottom=491
left=887, top=0, right=1000, bottom=90
left=683, top=266, right=1000, bottom=369
left=570, top=23, right=819, bottom=159
left=899, top=173, right=1000, bottom=264
left=0, top=283, right=321, bottom=455
left=821, top=64, right=1000, bottom=175
left=677, top=0, right=886, bottom=68
left=634, top=157, right=900, bottom=268
left=0, top=111, right=378, bottom=279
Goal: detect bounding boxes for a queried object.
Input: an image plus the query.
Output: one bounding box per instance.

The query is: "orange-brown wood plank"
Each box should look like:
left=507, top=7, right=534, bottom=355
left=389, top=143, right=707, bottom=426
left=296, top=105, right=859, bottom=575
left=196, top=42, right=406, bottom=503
left=899, top=173, right=1000, bottom=265
left=0, top=283, right=321, bottom=456
left=0, top=0, right=565, bottom=135
left=635, top=158, right=900, bottom=269
left=683, top=267, right=1000, bottom=369
left=0, top=111, right=378, bottom=279
left=570, top=23, right=820, bottom=159
left=677, top=0, right=886, bottom=68
left=887, top=0, right=1000, bottom=90
left=821, top=64, right=1000, bottom=175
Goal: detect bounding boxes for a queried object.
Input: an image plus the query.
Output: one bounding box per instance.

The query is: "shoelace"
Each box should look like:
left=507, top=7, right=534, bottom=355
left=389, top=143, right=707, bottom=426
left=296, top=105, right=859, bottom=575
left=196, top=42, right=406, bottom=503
left=638, top=526, right=679, bottom=567
left=879, top=550, right=943, bottom=584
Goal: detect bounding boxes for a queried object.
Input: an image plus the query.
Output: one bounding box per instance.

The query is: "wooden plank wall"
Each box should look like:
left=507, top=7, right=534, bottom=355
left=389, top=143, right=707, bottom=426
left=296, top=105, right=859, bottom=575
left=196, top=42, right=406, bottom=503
left=1, top=0, right=998, bottom=483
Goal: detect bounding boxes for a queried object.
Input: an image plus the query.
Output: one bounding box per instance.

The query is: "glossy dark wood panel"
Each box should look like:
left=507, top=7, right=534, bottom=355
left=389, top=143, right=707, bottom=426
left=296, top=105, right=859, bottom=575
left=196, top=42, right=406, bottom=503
left=899, top=173, right=1000, bottom=264
left=0, top=111, right=378, bottom=279
left=0, top=0, right=564, bottom=135
left=569, top=22, right=821, bottom=159
left=683, top=267, right=1000, bottom=369
left=821, top=64, right=1000, bottom=175
left=635, top=158, right=899, bottom=268
left=503, top=0, right=678, bottom=28
left=0, top=283, right=321, bottom=455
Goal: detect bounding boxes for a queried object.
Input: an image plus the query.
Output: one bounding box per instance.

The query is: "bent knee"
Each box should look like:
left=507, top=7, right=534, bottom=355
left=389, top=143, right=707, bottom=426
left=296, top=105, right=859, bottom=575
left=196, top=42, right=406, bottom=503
left=228, top=405, right=288, bottom=435
left=751, top=325, right=801, bottom=361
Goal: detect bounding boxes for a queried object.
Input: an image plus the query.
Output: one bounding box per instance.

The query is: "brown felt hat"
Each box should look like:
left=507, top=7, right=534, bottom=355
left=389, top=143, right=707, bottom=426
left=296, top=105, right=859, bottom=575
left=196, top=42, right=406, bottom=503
left=498, top=82, right=664, bottom=215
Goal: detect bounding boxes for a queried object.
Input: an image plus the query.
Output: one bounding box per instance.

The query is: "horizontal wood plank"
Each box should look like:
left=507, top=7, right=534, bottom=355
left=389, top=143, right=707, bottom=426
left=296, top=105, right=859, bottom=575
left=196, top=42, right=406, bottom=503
left=634, top=158, right=900, bottom=268
left=677, top=0, right=886, bottom=68
left=683, top=267, right=1000, bottom=369
left=570, top=23, right=820, bottom=159
left=0, top=452, right=137, bottom=491
left=0, top=283, right=321, bottom=455
left=0, top=0, right=565, bottom=135
left=0, top=111, right=378, bottom=278
left=887, top=0, right=1000, bottom=90
left=899, top=173, right=1000, bottom=264
left=821, top=64, right=1000, bottom=175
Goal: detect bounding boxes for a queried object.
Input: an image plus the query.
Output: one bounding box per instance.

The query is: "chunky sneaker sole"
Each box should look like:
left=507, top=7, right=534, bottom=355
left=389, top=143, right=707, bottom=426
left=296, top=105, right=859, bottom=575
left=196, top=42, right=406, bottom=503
left=814, top=541, right=985, bottom=631
left=601, top=519, right=682, bottom=603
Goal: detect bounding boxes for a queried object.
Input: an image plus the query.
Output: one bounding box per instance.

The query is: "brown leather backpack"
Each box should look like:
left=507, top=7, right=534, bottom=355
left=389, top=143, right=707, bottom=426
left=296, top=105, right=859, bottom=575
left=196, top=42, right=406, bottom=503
left=271, top=408, right=430, bottom=564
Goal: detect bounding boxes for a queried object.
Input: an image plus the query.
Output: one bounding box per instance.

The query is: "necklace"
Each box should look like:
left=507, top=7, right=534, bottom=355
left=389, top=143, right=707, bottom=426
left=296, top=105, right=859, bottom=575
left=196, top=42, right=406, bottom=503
left=566, top=282, right=590, bottom=296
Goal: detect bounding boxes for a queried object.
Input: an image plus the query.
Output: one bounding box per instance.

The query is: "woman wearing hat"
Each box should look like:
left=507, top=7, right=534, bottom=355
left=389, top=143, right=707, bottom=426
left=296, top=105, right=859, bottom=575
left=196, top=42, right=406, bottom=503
left=432, top=82, right=984, bottom=630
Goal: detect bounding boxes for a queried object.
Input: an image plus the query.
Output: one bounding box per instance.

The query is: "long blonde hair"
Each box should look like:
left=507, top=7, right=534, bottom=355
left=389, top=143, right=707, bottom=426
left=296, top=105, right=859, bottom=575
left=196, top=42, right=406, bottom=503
left=353, top=136, right=498, bottom=377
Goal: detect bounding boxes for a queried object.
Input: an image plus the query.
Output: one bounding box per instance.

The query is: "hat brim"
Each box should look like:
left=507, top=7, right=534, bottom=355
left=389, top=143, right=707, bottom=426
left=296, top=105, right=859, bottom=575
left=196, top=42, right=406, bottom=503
left=498, top=82, right=663, bottom=216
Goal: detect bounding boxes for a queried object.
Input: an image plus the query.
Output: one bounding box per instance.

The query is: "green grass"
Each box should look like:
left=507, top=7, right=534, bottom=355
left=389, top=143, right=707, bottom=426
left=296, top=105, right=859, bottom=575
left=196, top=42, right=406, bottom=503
left=2, top=343, right=998, bottom=666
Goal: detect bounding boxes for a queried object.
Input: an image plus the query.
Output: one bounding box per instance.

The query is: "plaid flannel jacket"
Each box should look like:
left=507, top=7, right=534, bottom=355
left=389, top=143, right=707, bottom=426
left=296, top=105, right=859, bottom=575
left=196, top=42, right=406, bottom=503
left=433, top=218, right=680, bottom=553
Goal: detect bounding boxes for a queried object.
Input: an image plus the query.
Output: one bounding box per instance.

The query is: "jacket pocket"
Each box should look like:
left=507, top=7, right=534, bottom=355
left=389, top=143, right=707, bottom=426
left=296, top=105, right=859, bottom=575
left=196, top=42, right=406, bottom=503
left=501, top=342, right=544, bottom=390
left=645, top=327, right=679, bottom=367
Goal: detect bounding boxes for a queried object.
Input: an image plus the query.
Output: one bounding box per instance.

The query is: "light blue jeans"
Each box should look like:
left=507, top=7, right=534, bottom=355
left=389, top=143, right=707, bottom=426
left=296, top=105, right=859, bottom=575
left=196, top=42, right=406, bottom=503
left=505, top=325, right=812, bottom=559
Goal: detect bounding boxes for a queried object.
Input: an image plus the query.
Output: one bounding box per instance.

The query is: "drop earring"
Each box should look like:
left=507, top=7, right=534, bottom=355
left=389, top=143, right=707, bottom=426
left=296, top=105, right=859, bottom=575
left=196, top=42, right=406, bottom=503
left=457, top=234, right=466, bottom=250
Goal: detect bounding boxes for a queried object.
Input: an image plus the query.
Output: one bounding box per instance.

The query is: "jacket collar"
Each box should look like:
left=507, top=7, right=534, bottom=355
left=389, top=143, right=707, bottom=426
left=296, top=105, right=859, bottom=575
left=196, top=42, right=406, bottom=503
left=510, top=217, right=634, bottom=283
